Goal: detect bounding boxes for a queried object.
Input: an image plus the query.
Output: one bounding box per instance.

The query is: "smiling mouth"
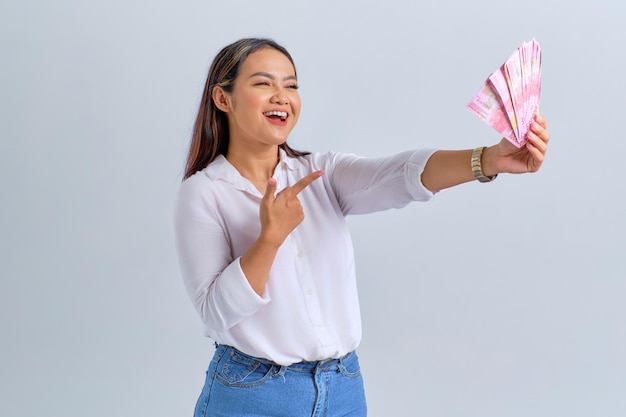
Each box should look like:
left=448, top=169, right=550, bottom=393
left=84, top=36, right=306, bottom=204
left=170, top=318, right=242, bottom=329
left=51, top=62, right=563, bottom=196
left=263, top=111, right=288, bottom=121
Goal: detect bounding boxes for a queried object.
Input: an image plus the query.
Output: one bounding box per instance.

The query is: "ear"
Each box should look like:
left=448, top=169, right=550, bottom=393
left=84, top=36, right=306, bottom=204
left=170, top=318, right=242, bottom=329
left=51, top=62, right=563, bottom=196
left=212, top=86, right=231, bottom=113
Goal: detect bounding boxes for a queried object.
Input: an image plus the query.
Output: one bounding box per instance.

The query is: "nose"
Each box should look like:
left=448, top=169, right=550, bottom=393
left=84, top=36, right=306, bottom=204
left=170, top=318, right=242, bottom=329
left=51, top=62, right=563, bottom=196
left=270, top=87, right=289, bottom=105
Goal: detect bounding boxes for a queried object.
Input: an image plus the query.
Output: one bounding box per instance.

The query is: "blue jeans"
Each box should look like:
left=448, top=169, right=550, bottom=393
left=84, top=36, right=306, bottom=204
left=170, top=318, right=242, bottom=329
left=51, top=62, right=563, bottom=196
left=194, top=344, right=367, bottom=417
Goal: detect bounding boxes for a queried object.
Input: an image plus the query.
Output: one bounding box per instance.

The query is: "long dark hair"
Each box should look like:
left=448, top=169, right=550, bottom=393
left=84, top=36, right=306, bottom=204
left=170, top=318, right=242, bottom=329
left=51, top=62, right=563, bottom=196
left=184, top=38, right=310, bottom=179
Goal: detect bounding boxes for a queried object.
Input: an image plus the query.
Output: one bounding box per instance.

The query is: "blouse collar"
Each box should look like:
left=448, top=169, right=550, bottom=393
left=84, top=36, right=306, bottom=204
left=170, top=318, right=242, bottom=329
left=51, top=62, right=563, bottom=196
left=203, top=148, right=301, bottom=194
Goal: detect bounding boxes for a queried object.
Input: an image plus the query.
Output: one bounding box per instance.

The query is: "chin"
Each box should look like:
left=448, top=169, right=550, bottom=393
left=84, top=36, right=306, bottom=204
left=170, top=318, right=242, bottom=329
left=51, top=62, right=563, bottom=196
left=270, top=136, right=290, bottom=146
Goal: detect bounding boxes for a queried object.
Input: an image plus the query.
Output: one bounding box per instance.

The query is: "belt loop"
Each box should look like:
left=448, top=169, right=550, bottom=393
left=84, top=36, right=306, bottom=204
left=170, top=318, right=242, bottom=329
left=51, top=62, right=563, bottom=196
left=274, top=365, right=287, bottom=382
left=337, top=351, right=349, bottom=373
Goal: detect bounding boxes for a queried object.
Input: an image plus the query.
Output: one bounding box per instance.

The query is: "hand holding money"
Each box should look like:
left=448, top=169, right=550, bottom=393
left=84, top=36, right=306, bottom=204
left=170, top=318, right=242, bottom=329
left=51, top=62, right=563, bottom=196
left=483, top=114, right=550, bottom=176
left=468, top=39, right=542, bottom=148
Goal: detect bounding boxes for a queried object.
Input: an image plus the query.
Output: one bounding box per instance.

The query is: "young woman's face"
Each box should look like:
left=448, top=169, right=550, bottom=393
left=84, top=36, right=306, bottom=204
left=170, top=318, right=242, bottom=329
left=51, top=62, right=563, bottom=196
left=220, top=47, right=301, bottom=150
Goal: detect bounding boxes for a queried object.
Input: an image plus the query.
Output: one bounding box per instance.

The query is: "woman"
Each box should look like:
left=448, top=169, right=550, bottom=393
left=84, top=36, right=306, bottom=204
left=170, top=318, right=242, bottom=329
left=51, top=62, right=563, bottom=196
left=174, top=38, right=550, bottom=417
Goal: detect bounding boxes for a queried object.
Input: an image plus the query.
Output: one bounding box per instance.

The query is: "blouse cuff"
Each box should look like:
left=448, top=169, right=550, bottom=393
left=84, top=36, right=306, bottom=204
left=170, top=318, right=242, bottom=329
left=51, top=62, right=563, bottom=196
left=405, top=148, right=438, bottom=200
left=219, top=257, right=271, bottom=316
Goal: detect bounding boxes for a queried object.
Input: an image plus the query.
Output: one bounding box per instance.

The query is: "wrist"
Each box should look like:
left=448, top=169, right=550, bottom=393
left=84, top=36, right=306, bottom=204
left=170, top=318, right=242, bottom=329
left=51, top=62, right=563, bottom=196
left=471, top=146, right=498, bottom=183
left=480, top=145, right=499, bottom=178
left=257, top=228, right=285, bottom=251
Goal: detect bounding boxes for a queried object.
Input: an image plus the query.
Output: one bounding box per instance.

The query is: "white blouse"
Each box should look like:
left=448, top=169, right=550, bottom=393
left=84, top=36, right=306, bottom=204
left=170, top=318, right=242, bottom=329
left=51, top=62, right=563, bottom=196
left=174, top=148, right=436, bottom=365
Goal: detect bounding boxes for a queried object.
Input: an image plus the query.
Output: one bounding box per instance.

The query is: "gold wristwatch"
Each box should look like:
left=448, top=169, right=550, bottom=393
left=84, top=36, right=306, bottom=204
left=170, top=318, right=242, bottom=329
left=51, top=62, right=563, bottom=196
left=471, top=146, right=497, bottom=183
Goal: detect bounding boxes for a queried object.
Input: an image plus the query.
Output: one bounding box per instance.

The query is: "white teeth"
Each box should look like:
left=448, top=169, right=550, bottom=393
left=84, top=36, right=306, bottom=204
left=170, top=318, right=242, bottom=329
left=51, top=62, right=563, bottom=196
left=264, top=111, right=288, bottom=120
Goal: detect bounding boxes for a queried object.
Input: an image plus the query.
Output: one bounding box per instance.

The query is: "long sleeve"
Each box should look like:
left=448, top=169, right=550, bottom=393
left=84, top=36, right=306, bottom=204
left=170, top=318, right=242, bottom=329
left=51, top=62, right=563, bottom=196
left=322, top=149, right=438, bottom=215
left=173, top=151, right=437, bottom=365
left=174, top=173, right=270, bottom=332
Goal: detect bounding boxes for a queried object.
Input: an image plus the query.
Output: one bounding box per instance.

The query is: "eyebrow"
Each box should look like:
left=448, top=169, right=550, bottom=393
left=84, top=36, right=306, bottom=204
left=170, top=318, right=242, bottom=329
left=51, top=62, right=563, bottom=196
left=248, top=72, right=297, bottom=81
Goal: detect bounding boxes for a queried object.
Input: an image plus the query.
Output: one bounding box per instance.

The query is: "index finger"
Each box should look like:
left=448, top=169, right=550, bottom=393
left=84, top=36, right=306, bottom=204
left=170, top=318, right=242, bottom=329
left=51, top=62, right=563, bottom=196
left=286, top=170, right=324, bottom=196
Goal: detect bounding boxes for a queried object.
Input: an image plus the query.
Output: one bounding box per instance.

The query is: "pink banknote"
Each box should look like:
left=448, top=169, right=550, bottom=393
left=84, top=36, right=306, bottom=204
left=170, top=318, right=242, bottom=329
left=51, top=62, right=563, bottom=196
left=467, top=39, right=542, bottom=148
left=466, top=82, right=517, bottom=144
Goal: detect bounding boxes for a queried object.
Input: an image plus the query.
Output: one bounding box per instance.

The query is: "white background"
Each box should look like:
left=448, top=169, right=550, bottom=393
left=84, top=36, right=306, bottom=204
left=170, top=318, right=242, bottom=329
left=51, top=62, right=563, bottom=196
left=1, top=1, right=625, bottom=416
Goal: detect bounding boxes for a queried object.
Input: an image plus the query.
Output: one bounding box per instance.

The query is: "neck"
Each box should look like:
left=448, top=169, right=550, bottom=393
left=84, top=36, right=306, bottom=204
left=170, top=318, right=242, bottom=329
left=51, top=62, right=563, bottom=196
left=226, top=143, right=280, bottom=182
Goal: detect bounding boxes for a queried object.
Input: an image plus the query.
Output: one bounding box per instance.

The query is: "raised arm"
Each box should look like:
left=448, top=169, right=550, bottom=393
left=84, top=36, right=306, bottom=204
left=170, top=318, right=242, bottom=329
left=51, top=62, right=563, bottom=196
left=240, top=170, right=323, bottom=295
left=421, top=114, right=550, bottom=193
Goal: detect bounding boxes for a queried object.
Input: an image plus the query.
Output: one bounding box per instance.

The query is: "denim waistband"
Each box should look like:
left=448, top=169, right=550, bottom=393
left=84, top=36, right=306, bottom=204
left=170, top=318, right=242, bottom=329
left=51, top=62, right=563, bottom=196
left=215, top=343, right=354, bottom=372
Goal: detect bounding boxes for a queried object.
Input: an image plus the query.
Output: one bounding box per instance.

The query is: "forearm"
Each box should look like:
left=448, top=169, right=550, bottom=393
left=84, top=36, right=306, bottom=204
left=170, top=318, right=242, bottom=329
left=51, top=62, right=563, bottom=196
left=420, top=146, right=498, bottom=193
left=239, top=233, right=281, bottom=296
left=241, top=171, right=324, bottom=295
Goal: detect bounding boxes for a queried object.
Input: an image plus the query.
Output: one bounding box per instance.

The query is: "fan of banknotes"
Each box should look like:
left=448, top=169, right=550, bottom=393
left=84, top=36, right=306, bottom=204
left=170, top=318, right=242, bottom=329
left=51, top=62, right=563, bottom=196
left=467, top=39, right=542, bottom=148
